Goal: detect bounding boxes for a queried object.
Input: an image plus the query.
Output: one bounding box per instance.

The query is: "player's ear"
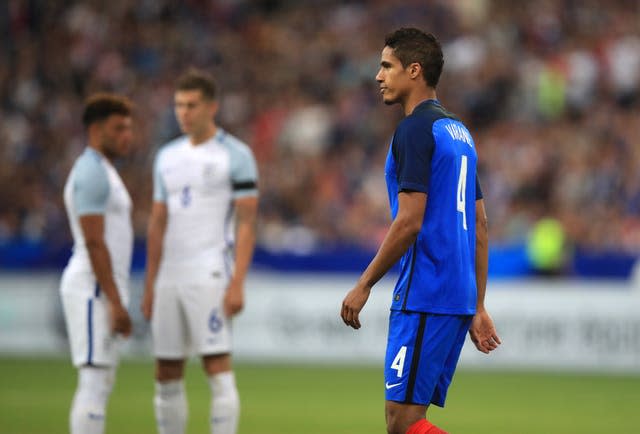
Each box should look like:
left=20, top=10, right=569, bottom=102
left=408, top=62, right=421, bottom=80
left=209, top=100, right=219, bottom=118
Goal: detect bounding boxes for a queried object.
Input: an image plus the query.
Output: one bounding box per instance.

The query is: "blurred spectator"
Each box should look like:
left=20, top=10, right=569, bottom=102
left=0, top=0, right=639, bottom=260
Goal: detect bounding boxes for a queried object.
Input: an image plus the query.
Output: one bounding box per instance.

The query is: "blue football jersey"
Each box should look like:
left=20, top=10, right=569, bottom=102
left=385, top=100, right=482, bottom=315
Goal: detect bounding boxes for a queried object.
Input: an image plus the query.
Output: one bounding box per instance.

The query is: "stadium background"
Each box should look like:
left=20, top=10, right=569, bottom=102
left=1, top=1, right=639, bottom=433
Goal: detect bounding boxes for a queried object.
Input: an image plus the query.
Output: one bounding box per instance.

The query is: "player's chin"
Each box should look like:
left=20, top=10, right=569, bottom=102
left=382, top=95, right=397, bottom=105
left=117, top=144, right=132, bottom=156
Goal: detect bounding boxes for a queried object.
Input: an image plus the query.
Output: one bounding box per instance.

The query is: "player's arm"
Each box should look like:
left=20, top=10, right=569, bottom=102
left=469, top=198, right=501, bottom=353
left=342, top=119, right=431, bottom=330
left=341, top=190, right=426, bottom=329
left=225, top=144, right=259, bottom=317
left=224, top=195, right=258, bottom=317
left=142, top=151, right=169, bottom=321
left=475, top=198, right=489, bottom=310
left=80, top=215, right=132, bottom=336
left=74, top=155, right=131, bottom=336
left=141, top=201, right=167, bottom=321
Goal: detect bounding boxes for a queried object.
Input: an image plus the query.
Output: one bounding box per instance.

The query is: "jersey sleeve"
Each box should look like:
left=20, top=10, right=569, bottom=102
left=152, top=150, right=168, bottom=203
left=392, top=119, right=434, bottom=193
left=73, top=154, right=109, bottom=216
left=230, top=143, right=259, bottom=199
left=476, top=174, right=483, bottom=200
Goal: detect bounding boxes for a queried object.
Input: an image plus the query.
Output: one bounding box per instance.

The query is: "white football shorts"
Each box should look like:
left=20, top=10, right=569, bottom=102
left=151, top=272, right=232, bottom=359
left=59, top=269, right=130, bottom=367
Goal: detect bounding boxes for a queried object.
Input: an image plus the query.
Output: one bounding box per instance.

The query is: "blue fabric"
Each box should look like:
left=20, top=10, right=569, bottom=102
left=73, top=148, right=109, bottom=216
left=385, top=100, right=479, bottom=314
left=86, top=298, right=94, bottom=365
left=384, top=310, right=471, bottom=407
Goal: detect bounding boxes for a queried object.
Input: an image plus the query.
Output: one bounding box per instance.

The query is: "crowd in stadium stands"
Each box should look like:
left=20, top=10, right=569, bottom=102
left=1, top=0, right=639, bottom=257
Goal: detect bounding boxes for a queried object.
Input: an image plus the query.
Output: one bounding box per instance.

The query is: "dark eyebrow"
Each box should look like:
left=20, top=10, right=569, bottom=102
left=381, top=61, right=392, bottom=68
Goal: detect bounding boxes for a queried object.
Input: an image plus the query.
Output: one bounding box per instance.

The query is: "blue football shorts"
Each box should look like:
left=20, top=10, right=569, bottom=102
left=384, top=310, right=472, bottom=407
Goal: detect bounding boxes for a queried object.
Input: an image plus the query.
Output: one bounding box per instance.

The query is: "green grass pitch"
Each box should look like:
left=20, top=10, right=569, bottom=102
left=1, top=357, right=639, bottom=434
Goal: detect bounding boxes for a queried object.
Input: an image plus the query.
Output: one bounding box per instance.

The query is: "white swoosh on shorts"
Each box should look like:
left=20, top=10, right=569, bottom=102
left=385, top=382, right=402, bottom=390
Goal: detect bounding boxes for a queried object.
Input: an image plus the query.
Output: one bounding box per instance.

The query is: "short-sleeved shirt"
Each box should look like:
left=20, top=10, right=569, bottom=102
left=63, top=147, right=133, bottom=280
left=153, top=129, right=258, bottom=279
left=385, top=100, right=482, bottom=315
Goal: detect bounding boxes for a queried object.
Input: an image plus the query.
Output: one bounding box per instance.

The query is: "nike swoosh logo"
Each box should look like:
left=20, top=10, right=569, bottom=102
left=385, top=382, right=402, bottom=390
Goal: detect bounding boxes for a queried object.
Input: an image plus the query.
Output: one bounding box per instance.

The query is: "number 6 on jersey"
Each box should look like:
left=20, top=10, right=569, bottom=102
left=457, top=155, right=468, bottom=231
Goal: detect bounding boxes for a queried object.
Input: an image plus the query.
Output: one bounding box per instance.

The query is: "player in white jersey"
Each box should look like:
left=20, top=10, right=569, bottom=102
left=59, top=93, right=134, bottom=434
left=142, top=69, right=258, bottom=434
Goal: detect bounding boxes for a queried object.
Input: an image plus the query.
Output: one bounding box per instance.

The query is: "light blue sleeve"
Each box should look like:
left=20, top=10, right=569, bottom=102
left=152, top=150, right=168, bottom=202
left=230, top=142, right=258, bottom=199
left=73, top=152, right=109, bottom=216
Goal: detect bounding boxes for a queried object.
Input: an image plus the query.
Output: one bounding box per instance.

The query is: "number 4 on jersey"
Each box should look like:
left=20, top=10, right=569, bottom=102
left=457, top=155, right=468, bottom=231
left=390, top=346, right=407, bottom=378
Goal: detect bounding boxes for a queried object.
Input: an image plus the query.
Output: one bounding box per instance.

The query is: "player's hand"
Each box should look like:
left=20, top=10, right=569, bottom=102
left=109, top=301, right=132, bottom=337
left=341, top=285, right=371, bottom=330
left=224, top=279, right=244, bottom=317
left=469, top=308, right=501, bottom=354
left=141, top=286, right=154, bottom=321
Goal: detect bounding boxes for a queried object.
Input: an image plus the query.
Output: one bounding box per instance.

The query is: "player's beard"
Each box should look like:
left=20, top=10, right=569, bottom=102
left=101, top=136, right=126, bottom=161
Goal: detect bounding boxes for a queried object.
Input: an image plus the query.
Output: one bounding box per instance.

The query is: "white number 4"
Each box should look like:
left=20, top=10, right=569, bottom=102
left=391, top=346, right=407, bottom=378
left=457, top=155, right=468, bottom=231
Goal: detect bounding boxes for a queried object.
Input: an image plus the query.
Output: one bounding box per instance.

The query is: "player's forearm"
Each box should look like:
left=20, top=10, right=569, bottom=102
left=232, top=220, right=256, bottom=284
left=86, top=240, right=122, bottom=306
left=145, top=202, right=168, bottom=289
left=475, top=213, right=489, bottom=311
left=358, top=217, right=419, bottom=289
left=144, top=221, right=165, bottom=289
left=231, top=196, right=258, bottom=284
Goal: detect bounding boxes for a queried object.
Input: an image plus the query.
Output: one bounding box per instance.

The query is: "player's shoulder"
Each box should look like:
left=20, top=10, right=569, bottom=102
left=74, top=147, right=102, bottom=166
left=407, top=101, right=461, bottom=128
left=215, top=128, right=255, bottom=159
left=155, top=135, right=188, bottom=161
left=396, top=101, right=465, bottom=144
left=72, top=148, right=107, bottom=179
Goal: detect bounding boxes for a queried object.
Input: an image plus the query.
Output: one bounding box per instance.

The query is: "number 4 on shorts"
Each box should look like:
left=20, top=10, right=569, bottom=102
left=390, top=346, right=407, bottom=378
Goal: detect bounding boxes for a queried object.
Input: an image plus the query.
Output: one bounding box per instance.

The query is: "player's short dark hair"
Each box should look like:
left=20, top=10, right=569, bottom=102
left=176, top=68, right=217, bottom=100
left=384, top=28, right=444, bottom=88
left=82, top=93, right=132, bottom=128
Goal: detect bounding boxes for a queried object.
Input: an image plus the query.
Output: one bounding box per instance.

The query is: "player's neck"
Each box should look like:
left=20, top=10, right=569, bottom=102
left=87, top=143, right=112, bottom=162
left=403, top=88, right=438, bottom=116
left=189, top=124, right=217, bottom=146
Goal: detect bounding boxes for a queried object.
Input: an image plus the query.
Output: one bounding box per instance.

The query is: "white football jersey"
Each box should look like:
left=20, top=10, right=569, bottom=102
left=153, top=129, right=258, bottom=279
left=62, top=147, right=133, bottom=281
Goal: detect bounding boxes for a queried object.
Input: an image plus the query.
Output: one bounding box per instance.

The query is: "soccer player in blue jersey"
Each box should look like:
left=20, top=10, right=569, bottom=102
left=341, top=28, right=501, bottom=434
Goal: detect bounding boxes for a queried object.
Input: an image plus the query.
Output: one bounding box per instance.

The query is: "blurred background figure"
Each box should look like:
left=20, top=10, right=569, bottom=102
left=143, top=69, right=258, bottom=434
left=59, top=93, right=134, bottom=434
left=0, top=0, right=638, bottom=278
left=526, top=216, right=569, bottom=276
